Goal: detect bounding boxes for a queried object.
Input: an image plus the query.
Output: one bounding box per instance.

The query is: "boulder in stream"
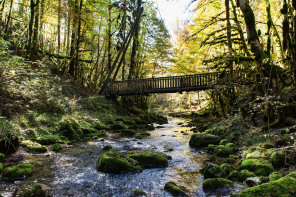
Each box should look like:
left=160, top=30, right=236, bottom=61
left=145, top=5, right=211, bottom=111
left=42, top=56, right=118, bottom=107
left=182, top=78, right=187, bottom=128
left=203, top=178, right=233, bottom=191
left=164, top=181, right=189, bottom=197
left=2, top=163, right=34, bottom=180
left=239, top=159, right=274, bottom=176
left=96, top=149, right=142, bottom=174
left=23, top=185, right=45, bottom=197
left=21, top=140, right=47, bottom=153
left=189, top=133, right=220, bottom=148
left=128, top=150, right=168, bottom=168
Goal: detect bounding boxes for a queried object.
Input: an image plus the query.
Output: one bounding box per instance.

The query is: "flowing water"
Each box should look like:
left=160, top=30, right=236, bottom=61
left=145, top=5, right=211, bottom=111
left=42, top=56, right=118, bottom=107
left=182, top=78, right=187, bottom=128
left=0, top=117, right=209, bottom=197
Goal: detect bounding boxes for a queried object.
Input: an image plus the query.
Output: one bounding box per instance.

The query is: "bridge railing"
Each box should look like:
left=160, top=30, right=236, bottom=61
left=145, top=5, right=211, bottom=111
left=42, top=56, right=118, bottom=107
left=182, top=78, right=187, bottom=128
left=105, top=70, right=247, bottom=96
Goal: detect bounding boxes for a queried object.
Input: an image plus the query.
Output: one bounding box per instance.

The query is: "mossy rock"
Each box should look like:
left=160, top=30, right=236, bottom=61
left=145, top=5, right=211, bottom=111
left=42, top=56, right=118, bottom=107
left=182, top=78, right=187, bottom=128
left=0, top=153, right=5, bottom=161
left=22, top=129, right=38, bottom=140
left=111, top=121, right=129, bottom=131
left=134, top=188, right=147, bottom=197
left=120, top=129, right=136, bottom=137
left=201, top=163, right=225, bottom=179
left=36, top=135, right=60, bottom=145
left=269, top=172, right=283, bottom=181
left=50, top=143, right=62, bottom=152
left=23, top=185, right=45, bottom=197
left=232, top=172, right=296, bottom=197
left=21, top=140, right=47, bottom=153
left=219, top=139, right=230, bottom=146
left=239, top=159, right=274, bottom=176
left=203, top=178, right=233, bottom=191
left=0, top=163, right=3, bottom=172
left=164, top=146, right=174, bottom=151
left=206, top=144, right=216, bottom=151
left=189, top=133, right=221, bottom=148
left=96, top=149, right=142, bottom=174
left=240, top=169, right=256, bottom=181
left=143, top=124, right=155, bottom=131
left=2, top=163, right=34, bottom=179
left=150, top=113, right=168, bottom=124
left=271, top=151, right=290, bottom=169
left=259, top=143, right=275, bottom=149
left=220, top=163, right=235, bottom=174
left=164, top=181, right=189, bottom=197
left=214, top=146, right=235, bottom=157
left=228, top=170, right=241, bottom=182
left=244, top=150, right=273, bottom=160
left=225, top=143, right=235, bottom=147
left=128, top=150, right=168, bottom=168
left=59, top=119, right=83, bottom=141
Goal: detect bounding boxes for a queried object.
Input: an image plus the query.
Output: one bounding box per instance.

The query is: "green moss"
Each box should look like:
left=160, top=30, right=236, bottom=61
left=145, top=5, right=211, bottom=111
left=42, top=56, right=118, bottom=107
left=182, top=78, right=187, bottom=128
left=2, top=163, right=34, bottom=179
left=225, top=143, right=235, bottom=147
left=164, top=181, right=188, bottom=197
left=271, top=151, right=290, bottom=169
left=214, top=146, right=235, bottom=157
left=164, top=146, right=174, bottom=151
left=111, top=121, right=128, bottom=131
left=240, top=169, right=256, bottom=181
left=240, top=159, right=274, bottom=176
left=23, top=185, right=45, bottom=197
left=36, top=135, right=60, bottom=145
left=0, top=163, right=3, bottom=172
left=59, top=119, right=83, bottom=141
left=128, top=150, right=168, bottom=168
left=269, top=172, right=283, bottom=181
left=206, top=144, right=216, bottom=151
left=21, top=140, right=47, bottom=153
left=50, top=143, right=62, bottom=152
left=219, top=139, right=230, bottom=145
left=96, top=149, right=142, bottom=174
left=120, top=129, right=136, bottom=137
left=244, top=149, right=273, bottom=160
left=189, top=133, right=221, bottom=148
left=232, top=172, right=296, bottom=197
left=220, top=163, right=235, bottom=174
left=134, top=188, right=147, bottom=197
left=201, top=163, right=225, bottom=179
left=0, top=153, right=5, bottom=161
left=203, top=178, right=233, bottom=191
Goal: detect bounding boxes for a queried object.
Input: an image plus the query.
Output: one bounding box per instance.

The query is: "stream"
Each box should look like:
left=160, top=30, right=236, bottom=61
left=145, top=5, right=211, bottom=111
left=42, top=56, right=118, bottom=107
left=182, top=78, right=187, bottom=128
left=0, top=117, right=209, bottom=197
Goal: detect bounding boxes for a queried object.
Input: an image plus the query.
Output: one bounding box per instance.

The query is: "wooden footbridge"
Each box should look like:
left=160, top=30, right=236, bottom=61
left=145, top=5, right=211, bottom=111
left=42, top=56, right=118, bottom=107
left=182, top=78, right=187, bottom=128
left=104, top=70, right=248, bottom=96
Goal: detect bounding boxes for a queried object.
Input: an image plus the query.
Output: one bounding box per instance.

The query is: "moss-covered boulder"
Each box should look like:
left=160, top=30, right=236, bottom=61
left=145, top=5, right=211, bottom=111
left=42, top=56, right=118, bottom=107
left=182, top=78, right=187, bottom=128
left=220, top=163, right=235, bottom=174
left=214, top=145, right=236, bottom=157
left=23, top=185, right=45, bottom=197
left=21, top=140, right=47, bottom=153
left=50, top=143, right=62, bottom=152
left=59, top=119, right=83, bottom=141
left=269, top=172, right=283, bottom=181
left=240, top=169, right=256, bottom=181
left=2, top=163, right=34, bottom=179
left=0, top=163, right=3, bottom=172
left=189, top=133, right=221, bottom=148
left=164, top=181, right=189, bottom=197
left=96, top=149, right=142, bottom=174
left=111, top=121, right=128, bottom=131
left=225, top=143, right=235, bottom=147
left=203, top=178, right=233, bottom=191
left=134, top=188, right=147, bottom=197
left=0, top=153, right=5, bottom=161
left=120, top=129, right=136, bottom=137
left=232, top=172, right=296, bottom=197
left=239, top=159, right=274, bottom=176
left=228, top=170, right=242, bottom=182
left=201, top=163, right=225, bottom=179
left=219, top=139, right=230, bottom=146
left=36, top=135, right=60, bottom=145
left=271, top=151, right=290, bottom=169
left=128, top=150, right=168, bottom=168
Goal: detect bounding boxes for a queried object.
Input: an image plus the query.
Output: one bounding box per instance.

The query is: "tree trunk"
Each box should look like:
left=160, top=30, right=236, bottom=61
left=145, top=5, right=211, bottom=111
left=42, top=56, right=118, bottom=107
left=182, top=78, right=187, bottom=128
left=107, top=3, right=112, bottom=71
left=0, top=0, right=6, bottom=27
left=32, top=0, right=39, bottom=54
left=4, top=0, right=13, bottom=39
left=225, top=0, right=233, bottom=73
left=69, top=0, right=78, bottom=77
left=57, top=0, right=61, bottom=54
left=74, top=0, right=83, bottom=78
left=128, top=0, right=142, bottom=80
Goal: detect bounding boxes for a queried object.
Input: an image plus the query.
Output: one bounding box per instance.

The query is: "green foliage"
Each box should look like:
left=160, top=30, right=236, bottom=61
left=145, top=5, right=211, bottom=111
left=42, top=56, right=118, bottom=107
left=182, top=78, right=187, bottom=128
left=0, top=153, right=5, bottom=161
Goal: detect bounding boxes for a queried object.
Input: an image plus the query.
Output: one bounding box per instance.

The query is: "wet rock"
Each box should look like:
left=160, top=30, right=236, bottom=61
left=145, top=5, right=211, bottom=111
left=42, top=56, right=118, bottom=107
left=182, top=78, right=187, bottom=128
left=140, top=133, right=151, bottom=137
left=183, top=133, right=189, bottom=135
left=172, top=135, right=177, bottom=137
left=269, top=172, right=283, bottom=181
left=2, top=163, right=34, bottom=180
left=177, top=122, right=183, bottom=125
left=271, top=151, right=291, bottom=169
left=156, top=126, right=165, bottom=129
left=102, top=145, right=113, bottom=151
left=137, top=142, right=143, bottom=144
left=134, top=188, right=147, bottom=197
left=203, top=178, right=233, bottom=191
left=21, top=140, right=47, bottom=153
left=150, top=145, right=157, bottom=149
left=9, top=156, right=23, bottom=162
left=120, top=129, right=136, bottom=137
left=23, top=185, right=45, bottom=197
left=99, top=138, right=105, bottom=141
left=167, top=155, right=172, bottom=160
left=144, top=124, right=155, bottom=131
left=181, top=131, right=185, bottom=133
left=50, top=143, right=62, bottom=152
left=128, top=150, right=168, bottom=168
left=164, top=181, right=189, bottom=197
left=96, top=149, right=142, bottom=174
left=232, top=172, right=296, bottom=197
left=189, top=133, right=220, bottom=148
left=164, top=146, right=174, bottom=151
left=190, top=128, right=197, bottom=132
left=239, top=159, right=274, bottom=176
left=245, top=177, right=261, bottom=187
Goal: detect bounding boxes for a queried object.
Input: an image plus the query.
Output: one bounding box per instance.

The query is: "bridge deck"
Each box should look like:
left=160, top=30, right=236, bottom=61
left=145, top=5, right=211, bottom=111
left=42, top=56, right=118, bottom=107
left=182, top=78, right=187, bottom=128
left=105, top=70, right=247, bottom=96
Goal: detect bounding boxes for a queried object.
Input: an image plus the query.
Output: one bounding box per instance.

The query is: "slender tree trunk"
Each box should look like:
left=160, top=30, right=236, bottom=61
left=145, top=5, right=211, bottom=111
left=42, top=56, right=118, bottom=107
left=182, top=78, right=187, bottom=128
left=74, top=0, right=83, bottom=78
left=39, top=0, right=44, bottom=52
left=32, top=0, right=39, bottom=54
left=107, top=4, right=112, bottom=71
left=122, top=0, right=127, bottom=80
left=66, top=0, right=71, bottom=56
left=69, top=0, right=78, bottom=77
left=128, top=0, right=142, bottom=80
left=4, top=0, right=13, bottom=39
left=225, top=0, right=233, bottom=73
left=0, top=0, right=6, bottom=26
left=57, top=0, right=61, bottom=54
left=266, top=0, right=272, bottom=56
left=28, top=0, right=39, bottom=56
